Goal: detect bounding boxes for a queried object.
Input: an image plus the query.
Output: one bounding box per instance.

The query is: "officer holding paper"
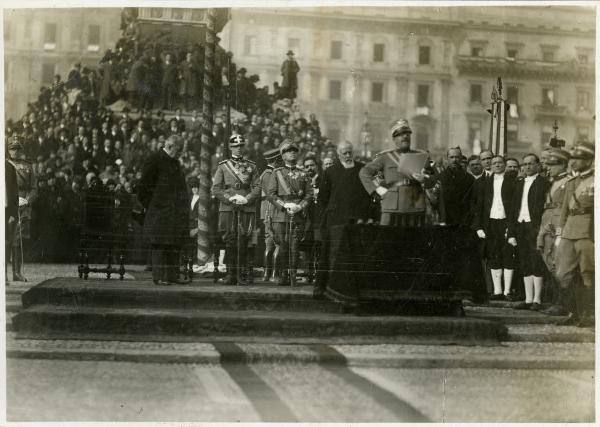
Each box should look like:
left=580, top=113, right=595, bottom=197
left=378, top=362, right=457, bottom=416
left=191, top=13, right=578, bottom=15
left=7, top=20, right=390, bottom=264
left=211, top=134, right=260, bottom=285
left=359, top=119, right=430, bottom=227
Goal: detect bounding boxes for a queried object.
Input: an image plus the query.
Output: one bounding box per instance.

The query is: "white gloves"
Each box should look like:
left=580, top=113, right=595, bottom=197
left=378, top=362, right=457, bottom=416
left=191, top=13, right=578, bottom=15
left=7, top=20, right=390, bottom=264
left=476, top=229, right=486, bottom=239
left=554, top=236, right=562, bottom=248
left=507, top=237, right=517, bottom=247
left=18, top=197, right=28, bottom=207
left=375, top=186, right=388, bottom=197
left=228, top=195, right=248, bottom=205
left=284, top=203, right=301, bottom=214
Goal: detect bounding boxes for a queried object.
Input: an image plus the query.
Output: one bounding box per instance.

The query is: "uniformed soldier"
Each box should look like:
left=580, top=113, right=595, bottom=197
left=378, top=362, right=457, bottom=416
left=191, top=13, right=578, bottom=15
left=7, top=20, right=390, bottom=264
left=536, top=148, right=570, bottom=315
left=359, top=119, right=430, bottom=227
left=259, top=147, right=282, bottom=281
left=266, top=140, right=313, bottom=286
left=6, top=136, right=37, bottom=281
left=554, top=141, right=594, bottom=327
left=211, top=134, right=260, bottom=285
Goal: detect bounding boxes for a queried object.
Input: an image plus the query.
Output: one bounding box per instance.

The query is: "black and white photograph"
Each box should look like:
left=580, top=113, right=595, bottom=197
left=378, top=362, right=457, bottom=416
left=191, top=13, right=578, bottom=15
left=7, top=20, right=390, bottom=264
left=2, top=2, right=597, bottom=423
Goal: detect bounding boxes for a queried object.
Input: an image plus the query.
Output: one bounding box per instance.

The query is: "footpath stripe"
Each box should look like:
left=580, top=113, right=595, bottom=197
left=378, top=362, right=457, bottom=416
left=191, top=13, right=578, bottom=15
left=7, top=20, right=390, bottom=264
left=310, top=344, right=431, bottom=422
left=212, top=342, right=298, bottom=422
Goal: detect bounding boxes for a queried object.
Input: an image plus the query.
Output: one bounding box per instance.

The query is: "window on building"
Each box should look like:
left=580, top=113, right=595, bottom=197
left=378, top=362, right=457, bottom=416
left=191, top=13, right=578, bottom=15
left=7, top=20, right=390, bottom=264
left=507, top=85, right=519, bottom=118
left=542, top=50, right=554, bottom=62
left=542, top=88, right=556, bottom=106
left=330, top=40, right=342, bottom=60
left=243, top=35, right=257, bottom=55
left=4, top=20, right=10, bottom=42
left=171, top=9, right=184, bottom=20
left=373, top=43, right=385, bottom=62
left=150, top=8, right=163, bottom=18
left=541, top=124, right=554, bottom=145
left=44, top=23, right=57, bottom=49
left=507, top=123, right=518, bottom=144
left=507, top=49, right=518, bottom=59
left=329, top=80, right=342, bottom=101
left=507, top=86, right=519, bottom=105
left=577, top=89, right=591, bottom=111
left=371, top=82, right=384, bottom=103
left=470, top=84, right=482, bottom=103
left=191, top=10, right=205, bottom=21
left=288, top=38, right=300, bottom=53
left=469, top=121, right=482, bottom=149
left=87, top=24, right=100, bottom=51
left=471, top=47, right=483, bottom=57
left=41, top=63, right=55, bottom=85
left=577, top=126, right=590, bottom=142
left=418, top=46, right=430, bottom=65
left=577, top=54, right=588, bottom=64
left=417, top=84, right=430, bottom=107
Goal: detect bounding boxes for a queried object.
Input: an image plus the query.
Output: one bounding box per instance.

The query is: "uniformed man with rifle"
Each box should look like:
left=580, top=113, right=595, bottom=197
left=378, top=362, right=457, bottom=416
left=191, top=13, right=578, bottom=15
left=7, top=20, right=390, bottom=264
left=6, top=136, right=37, bottom=282
left=266, top=140, right=313, bottom=286
left=259, top=147, right=282, bottom=281
left=211, top=134, right=260, bottom=285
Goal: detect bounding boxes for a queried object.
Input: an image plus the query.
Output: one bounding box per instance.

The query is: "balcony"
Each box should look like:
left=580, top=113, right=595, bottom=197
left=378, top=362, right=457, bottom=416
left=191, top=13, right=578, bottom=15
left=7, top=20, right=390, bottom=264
left=456, top=55, right=594, bottom=82
left=532, top=103, right=569, bottom=119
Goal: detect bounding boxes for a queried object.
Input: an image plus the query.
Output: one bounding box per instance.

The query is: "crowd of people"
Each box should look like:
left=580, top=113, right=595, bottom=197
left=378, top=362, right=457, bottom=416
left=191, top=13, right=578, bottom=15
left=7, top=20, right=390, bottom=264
left=4, top=9, right=593, bottom=329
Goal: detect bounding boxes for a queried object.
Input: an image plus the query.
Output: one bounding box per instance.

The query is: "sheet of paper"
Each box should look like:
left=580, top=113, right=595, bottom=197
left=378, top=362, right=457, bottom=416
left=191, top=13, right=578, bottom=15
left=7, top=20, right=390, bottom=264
left=396, top=152, right=429, bottom=177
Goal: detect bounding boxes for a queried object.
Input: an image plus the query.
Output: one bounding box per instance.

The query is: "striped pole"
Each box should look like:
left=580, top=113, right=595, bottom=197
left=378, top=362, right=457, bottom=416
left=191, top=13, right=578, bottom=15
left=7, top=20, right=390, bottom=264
left=197, top=8, right=217, bottom=265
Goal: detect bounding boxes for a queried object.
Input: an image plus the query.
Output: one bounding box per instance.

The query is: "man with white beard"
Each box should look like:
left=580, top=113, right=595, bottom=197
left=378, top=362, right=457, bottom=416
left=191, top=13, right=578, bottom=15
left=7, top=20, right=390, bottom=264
left=314, top=141, right=376, bottom=298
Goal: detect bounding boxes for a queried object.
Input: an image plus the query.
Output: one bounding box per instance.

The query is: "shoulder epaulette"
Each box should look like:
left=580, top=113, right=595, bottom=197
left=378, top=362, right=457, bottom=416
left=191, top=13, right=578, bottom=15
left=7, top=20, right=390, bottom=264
left=218, top=159, right=228, bottom=165
left=375, top=148, right=395, bottom=158
left=273, top=166, right=285, bottom=172
left=566, top=175, right=578, bottom=182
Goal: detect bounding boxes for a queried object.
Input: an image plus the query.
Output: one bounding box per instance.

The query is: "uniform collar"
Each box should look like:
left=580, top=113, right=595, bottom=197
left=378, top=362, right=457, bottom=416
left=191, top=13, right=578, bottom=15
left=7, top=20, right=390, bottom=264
left=285, top=162, right=297, bottom=169
left=231, top=155, right=243, bottom=161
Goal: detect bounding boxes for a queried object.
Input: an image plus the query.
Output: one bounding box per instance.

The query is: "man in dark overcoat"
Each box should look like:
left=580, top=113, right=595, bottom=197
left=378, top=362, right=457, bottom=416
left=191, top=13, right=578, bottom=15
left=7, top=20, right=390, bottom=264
left=137, top=135, right=189, bottom=285
left=314, top=141, right=374, bottom=298
left=5, top=155, right=19, bottom=284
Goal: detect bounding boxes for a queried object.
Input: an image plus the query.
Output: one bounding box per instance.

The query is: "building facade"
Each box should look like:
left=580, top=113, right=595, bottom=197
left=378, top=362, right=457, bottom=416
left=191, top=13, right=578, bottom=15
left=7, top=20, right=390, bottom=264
left=4, top=8, right=122, bottom=120
left=221, top=6, right=595, bottom=157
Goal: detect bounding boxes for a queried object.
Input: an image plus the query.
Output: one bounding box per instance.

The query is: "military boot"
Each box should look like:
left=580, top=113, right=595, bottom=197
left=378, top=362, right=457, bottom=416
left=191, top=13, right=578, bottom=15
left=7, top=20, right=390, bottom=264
left=576, top=287, right=595, bottom=328
left=262, top=247, right=273, bottom=282
left=12, top=248, right=27, bottom=282
left=222, top=265, right=237, bottom=286
left=277, top=270, right=290, bottom=286
left=271, top=246, right=280, bottom=282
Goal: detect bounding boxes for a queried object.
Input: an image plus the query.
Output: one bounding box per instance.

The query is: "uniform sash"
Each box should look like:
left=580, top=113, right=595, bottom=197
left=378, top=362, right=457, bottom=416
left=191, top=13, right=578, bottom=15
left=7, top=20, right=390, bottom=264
left=223, top=160, right=246, bottom=185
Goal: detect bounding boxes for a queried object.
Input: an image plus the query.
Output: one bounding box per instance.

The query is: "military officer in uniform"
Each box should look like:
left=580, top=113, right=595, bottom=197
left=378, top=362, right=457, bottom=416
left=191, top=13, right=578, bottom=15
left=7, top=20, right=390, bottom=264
left=537, top=148, right=570, bottom=315
left=211, top=134, right=260, bottom=285
left=259, top=147, right=282, bottom=281
left=359, top=119, right=430, bottom=227
left=6, top=137, right=37, bottom=282
left=267, top=140, right=313, bottom=286
left=554, top=141, right=594, bottom=326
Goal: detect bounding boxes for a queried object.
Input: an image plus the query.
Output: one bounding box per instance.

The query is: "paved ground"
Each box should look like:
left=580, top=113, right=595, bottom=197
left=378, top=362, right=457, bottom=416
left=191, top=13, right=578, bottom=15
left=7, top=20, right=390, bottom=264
left=4, top=263, right=597, bottom=422
left=7, top=358, right=594, bottom=422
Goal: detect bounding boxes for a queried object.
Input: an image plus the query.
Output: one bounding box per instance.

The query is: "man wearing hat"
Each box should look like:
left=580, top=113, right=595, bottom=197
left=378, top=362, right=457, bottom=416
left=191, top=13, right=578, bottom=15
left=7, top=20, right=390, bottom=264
left=259, top=147, right=283, bottom=281
left=536, top=148, right=571, bottom=315
left=359, top=119, right=430, bottom=227
left=6, top=137, right=37, bottom=281
left=267, top=140, right=314, bottom=286
left=554, top=141, right=595, bottom=326
left=211, top=134, right=260, bottom=285
left=280, top=50, right=300, bottom=100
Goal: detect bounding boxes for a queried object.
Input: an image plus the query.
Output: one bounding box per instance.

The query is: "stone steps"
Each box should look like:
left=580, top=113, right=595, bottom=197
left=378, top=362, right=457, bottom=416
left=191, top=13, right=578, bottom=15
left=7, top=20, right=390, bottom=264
left=20, top=277, right=343, bottom=314
left=12, top=304, right=507, bottom=342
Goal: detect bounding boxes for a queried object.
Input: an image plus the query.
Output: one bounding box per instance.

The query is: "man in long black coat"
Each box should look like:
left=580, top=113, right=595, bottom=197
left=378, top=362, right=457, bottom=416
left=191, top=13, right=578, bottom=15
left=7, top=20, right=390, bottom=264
left=314, top=141, right=374, bottom=298
left=5, top=158, right=19, bottom=283
left=137, top=135, right=189, bottom=285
